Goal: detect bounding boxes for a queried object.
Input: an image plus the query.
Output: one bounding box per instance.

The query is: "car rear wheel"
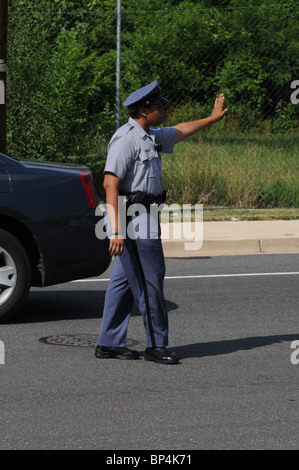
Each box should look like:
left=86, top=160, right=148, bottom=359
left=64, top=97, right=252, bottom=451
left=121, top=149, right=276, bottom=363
left=0, top=229, right=31, bottom=322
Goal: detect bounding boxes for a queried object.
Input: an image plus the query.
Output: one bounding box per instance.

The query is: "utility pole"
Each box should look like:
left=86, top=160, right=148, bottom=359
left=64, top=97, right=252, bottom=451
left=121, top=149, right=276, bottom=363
left=0, top=0, right=8, bottom=154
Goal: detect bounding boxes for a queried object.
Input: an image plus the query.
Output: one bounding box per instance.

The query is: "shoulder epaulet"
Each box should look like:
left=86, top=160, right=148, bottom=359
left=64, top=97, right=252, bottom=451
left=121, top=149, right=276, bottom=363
left=125, top=123, right=135, bottom=135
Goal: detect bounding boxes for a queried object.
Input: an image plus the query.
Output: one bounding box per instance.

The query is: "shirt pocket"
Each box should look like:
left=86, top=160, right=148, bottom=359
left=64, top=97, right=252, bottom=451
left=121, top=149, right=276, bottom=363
left=139, top=149, right=158, bottom=178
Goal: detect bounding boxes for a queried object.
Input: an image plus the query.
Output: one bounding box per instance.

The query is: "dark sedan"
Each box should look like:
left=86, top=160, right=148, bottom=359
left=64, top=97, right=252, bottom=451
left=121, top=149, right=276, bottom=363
left=0, top=153, right=111, bottom=322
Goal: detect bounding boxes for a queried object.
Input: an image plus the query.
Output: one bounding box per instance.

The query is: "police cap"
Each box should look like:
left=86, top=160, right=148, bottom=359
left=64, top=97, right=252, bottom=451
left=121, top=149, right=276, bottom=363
left=122, top=80, right=169, bottom=109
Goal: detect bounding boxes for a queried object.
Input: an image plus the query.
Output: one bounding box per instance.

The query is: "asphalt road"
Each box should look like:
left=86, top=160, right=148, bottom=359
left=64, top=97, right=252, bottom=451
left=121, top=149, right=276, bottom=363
left=1, top=253, right=299, bottom=451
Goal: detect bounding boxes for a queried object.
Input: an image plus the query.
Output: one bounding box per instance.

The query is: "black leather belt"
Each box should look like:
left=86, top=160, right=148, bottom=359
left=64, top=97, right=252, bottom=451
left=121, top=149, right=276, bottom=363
left=121, top=190, right=167, bottom=207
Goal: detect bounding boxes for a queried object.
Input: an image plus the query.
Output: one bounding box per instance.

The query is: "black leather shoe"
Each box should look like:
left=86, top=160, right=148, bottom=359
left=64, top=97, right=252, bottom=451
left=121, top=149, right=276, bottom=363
left=144, top=347, right=179, bottom=364
left=95, top=345, right=139, bottom=360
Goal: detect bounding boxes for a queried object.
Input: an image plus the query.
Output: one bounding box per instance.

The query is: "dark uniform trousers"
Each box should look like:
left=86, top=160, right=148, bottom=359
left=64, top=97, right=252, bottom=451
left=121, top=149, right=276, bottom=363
left=98, top=210, right=168, bottom=349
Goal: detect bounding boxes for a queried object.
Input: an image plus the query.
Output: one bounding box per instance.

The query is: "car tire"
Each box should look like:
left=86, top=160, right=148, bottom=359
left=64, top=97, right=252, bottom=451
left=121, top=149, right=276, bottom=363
left=0, top=229, right=31, bottom=322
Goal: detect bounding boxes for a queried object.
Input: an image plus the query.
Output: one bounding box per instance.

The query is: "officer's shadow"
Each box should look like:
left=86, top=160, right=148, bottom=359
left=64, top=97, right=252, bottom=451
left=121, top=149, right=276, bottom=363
left=163, top=300, right=299, bottom=360
left=172, top=334, right=299, bottom=360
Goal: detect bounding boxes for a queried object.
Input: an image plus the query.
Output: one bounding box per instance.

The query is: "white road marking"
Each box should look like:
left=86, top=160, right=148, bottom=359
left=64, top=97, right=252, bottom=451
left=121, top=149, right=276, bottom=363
left=72, top=272, right=299, bottom=282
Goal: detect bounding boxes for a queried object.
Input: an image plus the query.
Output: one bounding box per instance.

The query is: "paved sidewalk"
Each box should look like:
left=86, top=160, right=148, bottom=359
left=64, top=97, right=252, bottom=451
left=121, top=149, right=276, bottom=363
left=161, top=220, right=299, bottom=257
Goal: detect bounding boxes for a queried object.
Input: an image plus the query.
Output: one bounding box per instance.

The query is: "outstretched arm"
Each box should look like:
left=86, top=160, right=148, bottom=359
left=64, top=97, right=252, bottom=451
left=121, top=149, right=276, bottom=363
left=174, top=94, right=228, bottom=143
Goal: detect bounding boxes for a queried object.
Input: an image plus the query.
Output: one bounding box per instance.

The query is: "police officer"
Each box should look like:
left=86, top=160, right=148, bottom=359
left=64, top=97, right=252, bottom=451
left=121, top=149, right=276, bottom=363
left=95, top=80, right=227, bottom=364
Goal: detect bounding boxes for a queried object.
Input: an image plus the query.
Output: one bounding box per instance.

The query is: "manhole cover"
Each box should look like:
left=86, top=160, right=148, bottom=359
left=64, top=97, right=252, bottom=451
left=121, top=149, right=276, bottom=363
left=39, top=334, right=139, bottom=349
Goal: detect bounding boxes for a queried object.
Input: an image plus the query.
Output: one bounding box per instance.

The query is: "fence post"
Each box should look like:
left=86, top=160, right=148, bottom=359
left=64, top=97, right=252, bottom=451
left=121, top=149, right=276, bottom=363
left=116, top=0, right=121, bottom=130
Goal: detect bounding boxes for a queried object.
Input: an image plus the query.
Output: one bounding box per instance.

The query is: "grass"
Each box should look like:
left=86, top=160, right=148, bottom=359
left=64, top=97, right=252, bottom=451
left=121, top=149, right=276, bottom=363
left=161, top=206, right=299, bottom=222
left=162, top=133, right=299, bottom=209
left=202, top=207, right=299, bottom=221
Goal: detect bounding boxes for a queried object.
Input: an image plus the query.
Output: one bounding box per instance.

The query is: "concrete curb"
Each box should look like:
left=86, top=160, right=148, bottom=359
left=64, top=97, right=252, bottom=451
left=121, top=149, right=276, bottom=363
left=161, top=220, right=299, bottom=257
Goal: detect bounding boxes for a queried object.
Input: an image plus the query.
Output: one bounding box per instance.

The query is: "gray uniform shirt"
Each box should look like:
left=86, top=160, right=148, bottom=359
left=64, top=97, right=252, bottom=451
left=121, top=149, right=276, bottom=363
left=104, top=117, right=177, bottom=196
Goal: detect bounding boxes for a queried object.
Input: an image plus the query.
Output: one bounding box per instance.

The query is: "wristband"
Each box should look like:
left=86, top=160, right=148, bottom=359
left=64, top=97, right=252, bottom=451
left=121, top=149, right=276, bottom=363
left=111, top=232, right=122, bottom=236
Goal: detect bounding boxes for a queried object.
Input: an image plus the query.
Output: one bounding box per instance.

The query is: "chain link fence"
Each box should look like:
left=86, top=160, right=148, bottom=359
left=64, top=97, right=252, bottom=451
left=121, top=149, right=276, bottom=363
left=120, top=4, right=298, bottom=128
left=6, top=2, right=299, bottom=207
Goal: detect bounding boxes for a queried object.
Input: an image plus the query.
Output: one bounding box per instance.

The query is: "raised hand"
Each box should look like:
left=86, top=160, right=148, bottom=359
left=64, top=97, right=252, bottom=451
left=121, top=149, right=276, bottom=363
left=210, top=93, right=228, bottom=123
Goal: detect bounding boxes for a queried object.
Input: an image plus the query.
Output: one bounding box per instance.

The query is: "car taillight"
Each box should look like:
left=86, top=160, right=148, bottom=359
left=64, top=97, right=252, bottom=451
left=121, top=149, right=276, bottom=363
left=79, top=170, right=98, bottom=209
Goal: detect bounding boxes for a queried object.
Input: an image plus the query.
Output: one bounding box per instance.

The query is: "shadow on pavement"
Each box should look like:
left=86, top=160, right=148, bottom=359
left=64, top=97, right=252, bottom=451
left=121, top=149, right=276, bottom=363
left=173, top=334, right=299, bottom=359
left=8, top=290, right=178, bottom=324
